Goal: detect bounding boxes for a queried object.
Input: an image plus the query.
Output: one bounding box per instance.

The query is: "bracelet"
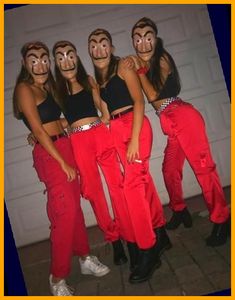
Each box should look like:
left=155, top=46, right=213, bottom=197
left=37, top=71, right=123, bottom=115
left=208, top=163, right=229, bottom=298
left=137, top=66, right=148, bottom=75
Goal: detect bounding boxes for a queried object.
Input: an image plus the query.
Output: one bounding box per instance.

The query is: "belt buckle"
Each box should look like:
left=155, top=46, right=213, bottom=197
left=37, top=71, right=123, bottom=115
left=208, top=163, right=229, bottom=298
left=81, top=124, right=91, bottom=131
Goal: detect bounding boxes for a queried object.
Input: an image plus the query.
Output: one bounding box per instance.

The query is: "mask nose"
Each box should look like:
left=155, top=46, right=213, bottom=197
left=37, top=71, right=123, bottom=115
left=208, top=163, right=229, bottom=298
left=36, top=61, right=47, bottom=74
left=140, top=40, right=148, bottom=53
left=95, top=46, right=104, bottom=58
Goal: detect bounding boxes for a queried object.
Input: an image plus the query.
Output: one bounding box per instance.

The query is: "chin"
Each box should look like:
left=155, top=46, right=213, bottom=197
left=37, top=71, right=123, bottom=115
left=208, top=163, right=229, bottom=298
left=93, top=60, right=109, bottom=69
left=35, top=78, right=48, bottom=85
left=138, top=55, right=152, bottom=62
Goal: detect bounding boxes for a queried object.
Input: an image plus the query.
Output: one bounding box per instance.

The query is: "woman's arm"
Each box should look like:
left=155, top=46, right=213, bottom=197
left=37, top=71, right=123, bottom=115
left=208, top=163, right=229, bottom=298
left=129, top=55, right=171, bottom=102
left=119, top=59, right=145, bottom=163
left=16, top=83, right=76, bottom=181
left=60, top=117, right=69, bottom=129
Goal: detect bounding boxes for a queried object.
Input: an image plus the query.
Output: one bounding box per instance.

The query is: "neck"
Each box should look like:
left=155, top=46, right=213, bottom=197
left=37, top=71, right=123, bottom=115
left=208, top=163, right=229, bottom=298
left=67, top=80, right=83, bottom=94
left=33, top=83, right=46, bottom=91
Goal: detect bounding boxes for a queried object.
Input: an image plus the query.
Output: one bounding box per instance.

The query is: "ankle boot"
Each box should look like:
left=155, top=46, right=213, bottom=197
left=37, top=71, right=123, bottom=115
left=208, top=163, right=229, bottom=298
left=206, top=217, right=230, bottom=247
left=129, top=243, right=161, bottom=284
left=154, top=226, right=172, bottom=256
left=112, top=239, right=128, bottom=265
left=166, top=207, right=192, bottom=230
left=127, top=242, right=139, bottom=271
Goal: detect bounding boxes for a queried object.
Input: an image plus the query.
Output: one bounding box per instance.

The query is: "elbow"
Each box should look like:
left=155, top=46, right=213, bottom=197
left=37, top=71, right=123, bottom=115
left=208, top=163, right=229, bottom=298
left=32, top=127, right=46, bottom=140
left=148, top=92, right=158, bottom=102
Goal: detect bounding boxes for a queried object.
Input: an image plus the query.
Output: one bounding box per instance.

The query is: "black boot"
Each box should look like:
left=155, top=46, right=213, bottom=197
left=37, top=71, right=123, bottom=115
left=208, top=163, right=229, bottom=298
left=129, top=243, right=161, bottom=284
left=154, top=226, right=172, bottom=256
left=112, top=239, right=128, bottom=265
left=127, top=242, right=139, bottom=271
left=166, top=207, right=192, bottom=230
left=206, top=217, right=230, bottom=247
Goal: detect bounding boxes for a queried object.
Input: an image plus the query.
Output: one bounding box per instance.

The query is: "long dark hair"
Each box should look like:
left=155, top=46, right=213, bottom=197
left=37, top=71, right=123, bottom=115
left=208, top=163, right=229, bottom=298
left=52, top=40, right=91, bottom=109
left=132, top=17, right=181, bottom=93
left=13, top=41, right=58, bottom=119
left=88, top=29, right=120, bottom=85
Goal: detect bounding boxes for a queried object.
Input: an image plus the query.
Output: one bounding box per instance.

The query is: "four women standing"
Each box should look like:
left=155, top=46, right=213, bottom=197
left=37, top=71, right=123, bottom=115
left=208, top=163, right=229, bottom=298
left=13, top=16, right=230, bottom=295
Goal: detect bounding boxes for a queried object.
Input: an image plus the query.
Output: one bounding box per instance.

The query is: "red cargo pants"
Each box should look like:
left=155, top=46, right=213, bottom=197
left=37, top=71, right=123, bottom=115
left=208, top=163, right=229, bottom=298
left=70, top=122, right=135, bottom=243
left=159, top=99, right=229, bottom=223
left=110, top=112, right=166, bottom=249
left=33, top=137, right=90, bottom=278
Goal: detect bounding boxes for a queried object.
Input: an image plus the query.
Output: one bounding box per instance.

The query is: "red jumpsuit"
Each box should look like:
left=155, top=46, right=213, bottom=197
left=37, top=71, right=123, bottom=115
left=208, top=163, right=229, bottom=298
left=159, top=98, right=230, bottom=223
left=33, top=137, right=90, bottom=277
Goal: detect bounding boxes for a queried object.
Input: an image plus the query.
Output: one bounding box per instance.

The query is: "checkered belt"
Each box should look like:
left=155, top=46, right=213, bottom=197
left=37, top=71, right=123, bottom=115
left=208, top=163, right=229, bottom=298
left=156, top=97, right=180, bottom=116
left=70, top=119, right=101, bottom=133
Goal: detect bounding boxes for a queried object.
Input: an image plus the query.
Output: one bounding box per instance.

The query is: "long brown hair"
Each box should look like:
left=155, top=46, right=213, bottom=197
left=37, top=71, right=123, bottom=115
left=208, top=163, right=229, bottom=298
left=52, top=40, right=91, bottom=109
left=88, top=29, right=120, bottom=85
left=13, top=41, right=59, bottom=119
left=132, top=17, right=181, bottom=94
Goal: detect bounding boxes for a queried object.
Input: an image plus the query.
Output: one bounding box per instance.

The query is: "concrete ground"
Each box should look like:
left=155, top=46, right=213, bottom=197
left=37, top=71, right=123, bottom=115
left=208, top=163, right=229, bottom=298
left=18, top=187, right=231, bottom=296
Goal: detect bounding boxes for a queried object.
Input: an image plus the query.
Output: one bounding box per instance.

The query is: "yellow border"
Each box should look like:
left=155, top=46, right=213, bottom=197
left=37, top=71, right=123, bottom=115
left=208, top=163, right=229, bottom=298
left=2, top=1, right=233, bottom=300
left=1, top=1, right=4, bottom=299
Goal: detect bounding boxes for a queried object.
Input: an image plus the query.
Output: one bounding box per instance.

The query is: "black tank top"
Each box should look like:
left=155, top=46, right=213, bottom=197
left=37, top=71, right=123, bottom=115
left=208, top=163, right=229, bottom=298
left=157, top=73, right=180, bottom=100
left=100, top=75, right=133, bottom=113
left=64, top=89, right=98, bottom=125
left=20, top=93, right=61, bottom=131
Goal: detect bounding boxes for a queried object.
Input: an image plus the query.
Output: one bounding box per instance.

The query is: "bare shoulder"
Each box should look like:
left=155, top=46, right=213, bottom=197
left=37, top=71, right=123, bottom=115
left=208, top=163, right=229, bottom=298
left=16, top=82, right=33, bottom=96
left=15, top=82, right=35, bottom=107
left=118, top=58, right=135, bottom=78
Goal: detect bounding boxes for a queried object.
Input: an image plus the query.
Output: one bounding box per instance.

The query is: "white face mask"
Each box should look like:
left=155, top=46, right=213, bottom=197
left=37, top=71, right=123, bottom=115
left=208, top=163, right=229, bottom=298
left=132, top=25, right=157, bottom=62
left=25, top=48, right=50, bottom=84
left=54, top=45, right=78, bottom=80
left=88, top=33, right=112, bottom=69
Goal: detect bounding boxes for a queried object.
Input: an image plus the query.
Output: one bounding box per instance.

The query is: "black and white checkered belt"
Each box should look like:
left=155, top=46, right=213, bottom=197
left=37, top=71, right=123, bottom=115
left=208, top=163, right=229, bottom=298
left=70, top=119, right=101, bottom=133
left=156, top=97, right=181, bottom=116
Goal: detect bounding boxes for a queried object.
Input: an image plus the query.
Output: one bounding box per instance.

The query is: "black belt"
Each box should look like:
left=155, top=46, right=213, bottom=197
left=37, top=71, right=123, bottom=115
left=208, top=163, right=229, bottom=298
left=36, top=132, right=67, bottom=144
left=111, top=107, right=133, bottom=120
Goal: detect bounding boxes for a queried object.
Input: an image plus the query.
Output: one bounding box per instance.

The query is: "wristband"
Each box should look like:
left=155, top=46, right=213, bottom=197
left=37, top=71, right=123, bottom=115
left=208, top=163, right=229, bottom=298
left=137, top=66, right=148, bottom=75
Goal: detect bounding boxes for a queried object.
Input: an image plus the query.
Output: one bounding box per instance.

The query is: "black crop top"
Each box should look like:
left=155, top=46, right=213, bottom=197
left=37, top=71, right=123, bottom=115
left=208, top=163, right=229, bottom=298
left=20, top=93, right=61, bottom=131
left=100, top=75, right=133, bottom=113
left=156, top=73, right=180, bottom=101
left=64, top=89, right=98, bottom=125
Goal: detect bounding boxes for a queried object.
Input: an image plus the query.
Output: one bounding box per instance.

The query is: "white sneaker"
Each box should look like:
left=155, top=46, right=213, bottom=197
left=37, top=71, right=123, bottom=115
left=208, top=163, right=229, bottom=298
left=79, top=255, right=110, bottom=277
left=49, top=274, right=74, bottom=296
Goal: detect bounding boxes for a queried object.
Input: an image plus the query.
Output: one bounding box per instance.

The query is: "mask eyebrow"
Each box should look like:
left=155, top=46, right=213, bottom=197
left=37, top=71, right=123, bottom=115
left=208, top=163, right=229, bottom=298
left=55, top=49, right=75, bottom=56
left=40, top=52, right=49, bottom=59
left=144, top=30, right=155, bottom=37
left=89, top=38, right=98, bottom=44
left=26, top=53, right=40, bottom=59
left=99, top=37, right=109, bottom=43
left=133, top=32, right=142, bottom=38
left=89, top=37, right=109, bottom=44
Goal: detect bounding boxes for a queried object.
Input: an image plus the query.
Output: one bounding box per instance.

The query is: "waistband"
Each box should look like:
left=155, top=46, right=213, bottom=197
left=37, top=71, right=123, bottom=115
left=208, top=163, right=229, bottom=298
left=156, top=97, right=181, bottom=116
left=70, top=119, right=102, bottom=134
left=36, top=131, right=67, bottom=144
left=111, top=107, right=133, bottom=120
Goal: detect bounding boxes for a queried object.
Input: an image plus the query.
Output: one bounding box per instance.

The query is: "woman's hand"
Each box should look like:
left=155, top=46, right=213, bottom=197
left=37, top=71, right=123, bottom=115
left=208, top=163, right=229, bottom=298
left=100, top=115, right=110, bottom=125
left=27, top=132, right=37, bottom=146
left=128, top=55, right=144, bottom=71
left=127, top=138, right=140, bottom=163
left=60, top=161, right=77, bottom=182
left=122, top=56, right=135, bottom=70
